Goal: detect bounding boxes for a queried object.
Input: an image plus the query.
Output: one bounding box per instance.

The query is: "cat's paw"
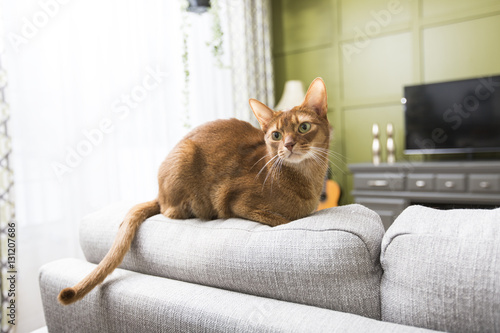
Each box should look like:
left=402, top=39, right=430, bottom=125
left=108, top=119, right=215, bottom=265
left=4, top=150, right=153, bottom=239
left=163, top=206, right=192, bottom=220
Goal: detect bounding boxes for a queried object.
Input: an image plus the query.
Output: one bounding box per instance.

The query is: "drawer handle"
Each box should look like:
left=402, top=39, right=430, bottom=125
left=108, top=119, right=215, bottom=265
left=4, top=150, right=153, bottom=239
left=479, top=181, right=491, bottom=189
left=367, top=180, right=388, bottom=187
left=415, top=180, right=426, bottom=188
left=444, top=181, right=455, bottom=188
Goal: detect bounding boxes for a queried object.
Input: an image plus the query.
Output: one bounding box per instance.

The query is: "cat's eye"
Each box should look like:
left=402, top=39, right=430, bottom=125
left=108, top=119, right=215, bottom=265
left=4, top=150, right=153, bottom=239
left=298, top=122, right=311, bottom=133
left=271, top=131, right=282, bottom=141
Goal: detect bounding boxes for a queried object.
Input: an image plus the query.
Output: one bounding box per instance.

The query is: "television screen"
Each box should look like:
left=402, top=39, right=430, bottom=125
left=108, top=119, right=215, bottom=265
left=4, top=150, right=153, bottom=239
left=404, top=75, right=500, bottom=154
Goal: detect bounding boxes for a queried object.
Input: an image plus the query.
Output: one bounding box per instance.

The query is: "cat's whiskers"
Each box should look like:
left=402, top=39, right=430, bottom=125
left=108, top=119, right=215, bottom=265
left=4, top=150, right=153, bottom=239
left=258, top=153, right=285, bottom=193
left=256, top=153, right=280, bottom=180
left=265, top=154, right=284, bottom=190
left=298, top=145, right=332, bottom=174
left=251, top=153, right=272, bottom=171
left=300, top=144, right=328, bottom=160
left=308, top=147, right=331, bottom=161
left=274, top=156, right=284, bottom=184
left=309, top=145, right=347, bottom=163
left=309, top=146, right=347, bottom=175
left=306, top=148, right=330, bottom=171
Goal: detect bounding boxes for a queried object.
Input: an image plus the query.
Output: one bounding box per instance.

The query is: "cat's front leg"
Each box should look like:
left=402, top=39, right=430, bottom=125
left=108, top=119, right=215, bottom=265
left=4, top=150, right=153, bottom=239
left=250, top=210, right=290, bottom=227
left=162, top=206, right=194, bottom=220
left=232, top=202, right=290, bottom=226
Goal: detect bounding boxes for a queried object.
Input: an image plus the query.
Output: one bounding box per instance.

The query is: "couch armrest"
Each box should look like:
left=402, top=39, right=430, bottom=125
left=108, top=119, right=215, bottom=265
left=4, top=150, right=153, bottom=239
left=381, top=205, right=500, bottom=332
left=78, top=203, right=384, bottom=319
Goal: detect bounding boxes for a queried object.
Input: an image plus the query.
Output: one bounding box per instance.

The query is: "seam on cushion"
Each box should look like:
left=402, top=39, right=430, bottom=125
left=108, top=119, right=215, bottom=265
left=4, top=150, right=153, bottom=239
left=138, top=217, right=379, bottom=263
left=86, top=222, right=375, bottom=256
left=381, top=232, right=499, bottom=265
left=382, top=232, right=498, bottom=259
left=381, top=232, right=412, bottom=261
left=145, top=216, right=373, bottom=235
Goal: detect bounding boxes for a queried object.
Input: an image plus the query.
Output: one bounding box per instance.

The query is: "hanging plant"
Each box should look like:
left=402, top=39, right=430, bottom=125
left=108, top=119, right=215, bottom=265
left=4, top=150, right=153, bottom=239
left=206, top=0, right=226, bottom=68
left=180, top=0, right=192, bottom=129
left=179, top=0, right=227, bottom=129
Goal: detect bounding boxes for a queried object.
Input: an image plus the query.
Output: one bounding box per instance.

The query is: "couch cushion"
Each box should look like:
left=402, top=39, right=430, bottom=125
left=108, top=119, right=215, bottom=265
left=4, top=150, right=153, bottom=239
left=40, top=259, right=435, bottom=333
left=380, top=205, right=500, bottom=333
left=80, top=203, right=384, bottom=319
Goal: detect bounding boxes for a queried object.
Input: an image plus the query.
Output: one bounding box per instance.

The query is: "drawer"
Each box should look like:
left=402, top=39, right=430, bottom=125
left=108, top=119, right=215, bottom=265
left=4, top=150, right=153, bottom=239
left=407, top=174, right=434, bottom=191
left=469, top=174, right=500, bottom=193
left=353, top=173, right=405, bottom=191
left=436, top=174, right=466, bottom=192
left=355, top=197, right=407, bottom=212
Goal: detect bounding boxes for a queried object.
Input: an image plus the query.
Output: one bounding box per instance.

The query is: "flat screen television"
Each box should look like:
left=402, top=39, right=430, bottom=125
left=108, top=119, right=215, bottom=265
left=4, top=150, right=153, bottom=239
left=404, top=75, right=500, bottom=155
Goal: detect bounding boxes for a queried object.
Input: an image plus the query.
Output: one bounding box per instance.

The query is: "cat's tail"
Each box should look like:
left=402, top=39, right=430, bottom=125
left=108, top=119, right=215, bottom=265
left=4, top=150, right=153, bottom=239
left=57, top=199, right=161, bottom=305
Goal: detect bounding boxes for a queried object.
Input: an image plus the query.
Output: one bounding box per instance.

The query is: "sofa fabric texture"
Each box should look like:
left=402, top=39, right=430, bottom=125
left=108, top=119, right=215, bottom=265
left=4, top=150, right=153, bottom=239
left=40, top=259, right=434, bottom=333
left=79, top=203, right=385, bottom=319
left=39, top=203, right=499, bottom=332
left=381, top=206, right=500, bottom=333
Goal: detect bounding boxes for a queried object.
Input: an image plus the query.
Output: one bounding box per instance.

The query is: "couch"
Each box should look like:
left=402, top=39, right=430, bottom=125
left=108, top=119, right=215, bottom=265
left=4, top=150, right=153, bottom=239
left=39, top=203, right=500, bottom=332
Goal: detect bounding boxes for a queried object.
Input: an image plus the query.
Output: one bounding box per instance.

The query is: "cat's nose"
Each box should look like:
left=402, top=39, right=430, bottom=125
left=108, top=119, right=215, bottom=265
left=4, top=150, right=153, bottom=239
left=284, top=139, right=296, bottom=152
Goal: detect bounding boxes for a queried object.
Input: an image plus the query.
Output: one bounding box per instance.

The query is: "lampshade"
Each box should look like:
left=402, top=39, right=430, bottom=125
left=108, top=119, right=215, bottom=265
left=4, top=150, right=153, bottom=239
left=275, top=80, right=305, bottom=111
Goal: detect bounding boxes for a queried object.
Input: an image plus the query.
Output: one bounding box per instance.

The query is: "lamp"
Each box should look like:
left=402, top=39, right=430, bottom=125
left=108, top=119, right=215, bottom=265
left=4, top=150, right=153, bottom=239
left=275, top=80, right=305, bottom=111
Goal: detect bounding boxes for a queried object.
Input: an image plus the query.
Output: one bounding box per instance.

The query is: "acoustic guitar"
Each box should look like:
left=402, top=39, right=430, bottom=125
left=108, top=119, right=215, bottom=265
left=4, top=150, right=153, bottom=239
left=317, top=175, right=341, bottom=210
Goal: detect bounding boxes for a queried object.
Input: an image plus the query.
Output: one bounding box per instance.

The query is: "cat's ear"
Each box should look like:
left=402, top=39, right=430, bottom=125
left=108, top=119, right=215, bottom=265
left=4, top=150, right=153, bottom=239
left=249, top=99, right=274, bottom=130
left=301, top=77, right=328, bottom=117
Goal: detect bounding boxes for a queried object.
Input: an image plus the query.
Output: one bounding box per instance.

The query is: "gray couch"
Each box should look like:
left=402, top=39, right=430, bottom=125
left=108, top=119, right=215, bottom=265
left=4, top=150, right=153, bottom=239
left=39, top=203, right=500, bottom=332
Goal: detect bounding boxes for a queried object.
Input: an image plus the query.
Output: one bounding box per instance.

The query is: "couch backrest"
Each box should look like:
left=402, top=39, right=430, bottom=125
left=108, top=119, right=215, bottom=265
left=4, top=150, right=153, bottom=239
left=380, top=205, right=500, bottom=333
left=80, top=203, right=385, bottom=319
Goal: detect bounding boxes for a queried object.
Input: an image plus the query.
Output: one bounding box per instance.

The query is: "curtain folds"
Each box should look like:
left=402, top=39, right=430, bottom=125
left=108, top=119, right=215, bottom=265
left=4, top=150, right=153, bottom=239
left=184, top=0, right=274, bottom=128
left=2, top=0, right=273, bottom=330
left=0, top=30, right=16, bottom=333
left=224, top=0, right=274, bottom=125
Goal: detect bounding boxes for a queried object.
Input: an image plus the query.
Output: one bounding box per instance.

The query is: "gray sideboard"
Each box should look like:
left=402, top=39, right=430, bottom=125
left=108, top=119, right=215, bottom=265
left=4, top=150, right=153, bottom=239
left=349, top=161, right=500, bottom=229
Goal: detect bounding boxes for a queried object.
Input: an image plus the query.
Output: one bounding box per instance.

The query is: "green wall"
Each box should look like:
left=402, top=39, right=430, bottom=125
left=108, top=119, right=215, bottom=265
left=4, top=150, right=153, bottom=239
left=272, top=0, right=500, bottom=204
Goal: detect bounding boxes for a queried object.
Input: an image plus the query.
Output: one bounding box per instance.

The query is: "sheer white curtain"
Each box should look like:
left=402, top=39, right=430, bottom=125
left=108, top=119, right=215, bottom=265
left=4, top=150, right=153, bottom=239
left=2, top=0, right=235, bottom=331
left=0, top=4, right=16, bottom=332
left=2, top=0, right=273, bottom=330
left=225, top=0, right=275, bottom=122
left=187, top=0, right=275, bottom=127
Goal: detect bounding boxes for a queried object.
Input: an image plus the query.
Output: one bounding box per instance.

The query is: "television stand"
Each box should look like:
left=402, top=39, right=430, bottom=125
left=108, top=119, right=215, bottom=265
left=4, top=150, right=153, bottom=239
left=349, top=161, right=500, bottom=229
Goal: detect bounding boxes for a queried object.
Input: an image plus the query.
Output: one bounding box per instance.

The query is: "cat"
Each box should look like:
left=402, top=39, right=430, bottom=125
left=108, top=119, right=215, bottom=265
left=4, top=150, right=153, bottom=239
left=58, top=77, right=330, bottom=305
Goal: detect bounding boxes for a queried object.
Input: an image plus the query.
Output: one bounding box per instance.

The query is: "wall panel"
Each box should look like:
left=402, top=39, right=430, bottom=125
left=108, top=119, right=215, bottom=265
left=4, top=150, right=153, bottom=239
left=341, top=0, right=412, bottom=38
left=423, top=15, right=500, bottom=82
left=275, top=0, right=334, bottom=54
left=422, top=0, right=500, bottom=20
left=342, top=32, right=413, bottom=104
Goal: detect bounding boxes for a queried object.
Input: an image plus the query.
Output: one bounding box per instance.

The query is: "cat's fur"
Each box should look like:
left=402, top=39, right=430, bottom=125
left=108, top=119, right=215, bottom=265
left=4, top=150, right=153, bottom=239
left=58, top=77, right=330, bottom=305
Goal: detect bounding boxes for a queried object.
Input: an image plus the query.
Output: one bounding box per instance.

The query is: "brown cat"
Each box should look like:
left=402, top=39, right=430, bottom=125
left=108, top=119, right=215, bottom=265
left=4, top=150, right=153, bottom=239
left=58, top=77, right=330, bottom=305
